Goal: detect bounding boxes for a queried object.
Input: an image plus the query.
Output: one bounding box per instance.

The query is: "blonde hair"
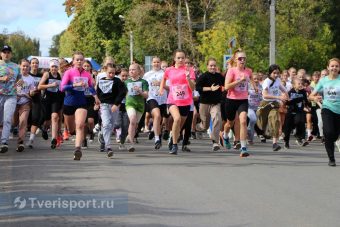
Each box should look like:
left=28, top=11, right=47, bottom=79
left=229, top=49, right=244, bottom=67
left=328, top=58, right=340, bottom=66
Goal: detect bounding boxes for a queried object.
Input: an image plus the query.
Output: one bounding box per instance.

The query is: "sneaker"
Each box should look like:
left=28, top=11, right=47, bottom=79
left=239, top=147, right=249, bottom=157
left=116, top=138, right=121, bottom=143
left=98, top=132, right=104, bottom=144
left=119, top=144, right=127, bottom=151
left=155, top=140, right=162, bottom=150
left=63, top=130, right=69, bottom=141
left=107, top=148, right=114, bottom=158
left=16, top=143, right=25, bottom=152
left=223, top=137, right=232, bottom=149
left=81, top=138, right=88, bottom=149
left=168, top=133, right=173, bottom=151
left=284, top=141, right=290, bottom=149
left=273, top=143, right=281, bottom=151
left=296, top=139, right=308, bottom=147
left=42, top=129, right=48, bottom=140
left=259, top=135, right=266, bottom=143
left=163, top=130, right=169, bottom=140
left=128, top=145, right=135, bottom=152
left=336, top=139, right=340, bottom=153
left=56, top=136, right=62, bottom=147
left=148, top=131, right=155, bottom=140
left=35, top=128, right=40, bottom=135
left=307, top=135, right=314, bottom=142
left=12, top=127, right=18, bottom=136
left=100, top=142, right=105, bottom=152
left=182, top=145, right=191, bottom=152
left=212, top=143, right=220, bottom=151
left=89, top=133, right=95, bottom=142
left=321, top=137, right=325, bottom=144
left=191, top=131, right=197, bottom=140
left=0, top=143, right=9, bottom=153
left=169, top=144, right=178, bottom=155
left=51, top=138, right=57, bottom=149
left=328, top=160, right=336, bottom=167
left=196, top=132, right=203, bottom=140
left=26, top=140, right=34, bottom=149
left=73, top=149, right=82, bottom=161
left=93, top=123, right=100, bottom=134
left=233, top=141, right=241, bottom=150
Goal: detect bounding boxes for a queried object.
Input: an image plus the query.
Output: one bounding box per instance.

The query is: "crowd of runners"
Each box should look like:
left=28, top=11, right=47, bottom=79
left=0, top=45, right=339, bottom=166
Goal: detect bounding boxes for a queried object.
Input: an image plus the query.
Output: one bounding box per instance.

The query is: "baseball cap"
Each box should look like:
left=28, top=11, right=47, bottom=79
left=1, top=45, right=12, bottom=52
left=49, top=59, right=60, bottom=68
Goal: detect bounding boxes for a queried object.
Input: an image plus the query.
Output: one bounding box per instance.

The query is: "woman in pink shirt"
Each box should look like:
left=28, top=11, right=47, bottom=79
left=159, top=50, right=195, bottom=155
left=223, top=49, right=253, bottom=157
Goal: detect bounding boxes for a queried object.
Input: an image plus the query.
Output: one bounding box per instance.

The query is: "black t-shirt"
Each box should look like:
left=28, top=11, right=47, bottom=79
left=286, top=88, right=308, bottom=113
left=196, top=71, right=225, bottom=104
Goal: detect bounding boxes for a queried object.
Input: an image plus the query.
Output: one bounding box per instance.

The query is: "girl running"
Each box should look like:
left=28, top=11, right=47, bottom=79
left=38, top=59, right=64, bottom=149
left=310, top=58, right=340, bottom=167
left=60, top=51, right=100, bottom=160
left=159, top=49, right=196, bottom=155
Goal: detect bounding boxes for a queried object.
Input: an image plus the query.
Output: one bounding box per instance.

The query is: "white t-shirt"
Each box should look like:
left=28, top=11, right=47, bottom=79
left=144, top=69, right=168, bottom=105
left=262, top=77, right=282, bottom=102
left=17, top=74, right=35, bottom=105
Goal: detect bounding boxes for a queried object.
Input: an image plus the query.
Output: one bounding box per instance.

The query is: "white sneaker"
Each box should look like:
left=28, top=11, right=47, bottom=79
left=128, top=145, right=135, bottom=152
left=26, top=139, right=34, bottom=148
left=336, top=138, right=340, bottom=153
left=35, top=128, right=40, bottom=135
left=119, top=144, right=127, bottom=151
left=212, top=143, right=220, bottom=151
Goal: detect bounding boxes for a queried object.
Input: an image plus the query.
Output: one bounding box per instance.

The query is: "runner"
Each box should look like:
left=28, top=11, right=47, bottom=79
left=97, top=64, right=127, bottom=157
left=247, top=73, right=262, bottom=144
left=26, top=57, right=44, bottom=148
left=60, top=51, right=100, bottom=160
left=125, top=63, right=149, bottom=152
left=143, top=56, right=168, bottom=149
left=38, top=59, right=64, bottom=149
left=257, top=64, right=288, bottom=151
left=223, top=49, right=253, bottom=157
left=159, top=50, right=195, bottom=155
left=196, top=57, right=225, bottom=151
left=0, top=45, right=20, bottom=153
left=15, top=59, right=35, bottom=152
left=310, top=58, right=340, bottom=167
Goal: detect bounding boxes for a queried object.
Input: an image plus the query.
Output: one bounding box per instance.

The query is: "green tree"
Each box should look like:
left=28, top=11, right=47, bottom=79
left=49, top=31, right=64, bottom=57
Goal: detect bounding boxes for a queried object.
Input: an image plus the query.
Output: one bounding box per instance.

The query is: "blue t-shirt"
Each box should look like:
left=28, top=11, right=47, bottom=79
left=315, top=75, right=340, bottom=114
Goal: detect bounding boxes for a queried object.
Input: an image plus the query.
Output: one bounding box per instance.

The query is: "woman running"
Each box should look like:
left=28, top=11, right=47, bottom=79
left=159, top=49, right=195, bottom=155
left=38, top=59, right=64, bottom=149
left=60, top=51, right=100, bottom=160
left=310, top=58, right=340, bottom=167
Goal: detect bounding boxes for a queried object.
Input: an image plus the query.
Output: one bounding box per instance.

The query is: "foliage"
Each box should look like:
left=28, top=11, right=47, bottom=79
left=0, top=30, right=39, bottom=63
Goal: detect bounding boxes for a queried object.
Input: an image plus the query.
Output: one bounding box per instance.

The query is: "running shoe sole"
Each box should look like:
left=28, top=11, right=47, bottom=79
left=73, top=150, right=82, bottom=160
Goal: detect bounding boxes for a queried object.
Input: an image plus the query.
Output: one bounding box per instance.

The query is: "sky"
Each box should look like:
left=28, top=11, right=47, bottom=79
left=0, top=0, right=72, bottom=56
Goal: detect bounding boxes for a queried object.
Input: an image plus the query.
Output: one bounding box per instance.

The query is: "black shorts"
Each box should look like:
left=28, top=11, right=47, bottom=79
left=146, top=99, right=168, bottom=117
left=42, top=99, right=63, bottom=120
left=224, top=98, right=248, bottom=121
left=63, top=105, right=87, bottom=116
left=168, top=104, right=191, bottom=117
left=86, top=96, right=97, bottom=120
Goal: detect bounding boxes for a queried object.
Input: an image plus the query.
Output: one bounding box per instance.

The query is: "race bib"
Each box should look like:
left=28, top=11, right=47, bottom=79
left=127, top=81, right=142, bottom=96
left=324, top=85, right=340, bottom=102
left=98, top=79, right=113, bottom=94
left=172, top=84, right=189, bottom=101
left=73, top=77, right=88, bottom=92
left=47, top=79, right=60, bottom=93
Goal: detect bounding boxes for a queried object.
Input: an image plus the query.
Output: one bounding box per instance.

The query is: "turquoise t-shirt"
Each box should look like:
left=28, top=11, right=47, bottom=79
left=315, top=75, right=340, bottom=114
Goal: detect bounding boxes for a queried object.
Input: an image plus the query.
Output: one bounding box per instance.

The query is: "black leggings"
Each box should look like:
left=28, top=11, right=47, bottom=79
left=31, top=101, right=44, bottom=127
left=181, top=111, right=193, bottom=146
left=322, top=108, right=340, bottom=161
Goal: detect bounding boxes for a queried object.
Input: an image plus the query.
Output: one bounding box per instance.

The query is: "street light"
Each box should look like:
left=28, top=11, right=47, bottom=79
left=269, top=0, right=276, bottom=65
left=119, top=15, right=133, bottom=64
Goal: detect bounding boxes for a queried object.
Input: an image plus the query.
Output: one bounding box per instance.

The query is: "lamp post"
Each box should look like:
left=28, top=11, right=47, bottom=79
left=119, top=15, right=133, bottom=64
left=269, top=0, right=276, bottom=65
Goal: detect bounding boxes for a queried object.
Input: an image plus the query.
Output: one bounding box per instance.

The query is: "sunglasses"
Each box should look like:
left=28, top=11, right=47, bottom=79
left=237, top=57, right=246, bottom=61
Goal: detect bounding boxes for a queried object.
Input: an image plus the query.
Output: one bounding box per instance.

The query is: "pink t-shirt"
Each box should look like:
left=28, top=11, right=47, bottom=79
left=226, top=67, right=252, bottom=100
left=164, top=66, right=195, bottom=106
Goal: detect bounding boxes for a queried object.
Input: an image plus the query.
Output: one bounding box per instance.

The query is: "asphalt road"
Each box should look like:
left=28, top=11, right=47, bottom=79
left=0, top=133, right=340, bottom=227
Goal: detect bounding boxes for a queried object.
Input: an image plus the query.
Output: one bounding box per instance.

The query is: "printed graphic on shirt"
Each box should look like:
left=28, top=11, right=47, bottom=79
left=172, top=84, right=189, bottom=100
left=324, top=85, right=340, bottom=102
left=127, top=81, right=142, bottom=96
left=98, top=79, right=114, bottom=94
left=47, top=79, right=60, bottom=93
left=73, top=77, right=89, bottom=91
left=290, top=92, right=304, bottom=108
left=33, top=77, right=41, bottom=88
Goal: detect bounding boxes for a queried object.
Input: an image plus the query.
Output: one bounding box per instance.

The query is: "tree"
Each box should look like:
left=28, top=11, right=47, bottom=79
left=49, top=31, right=64, bottom=57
